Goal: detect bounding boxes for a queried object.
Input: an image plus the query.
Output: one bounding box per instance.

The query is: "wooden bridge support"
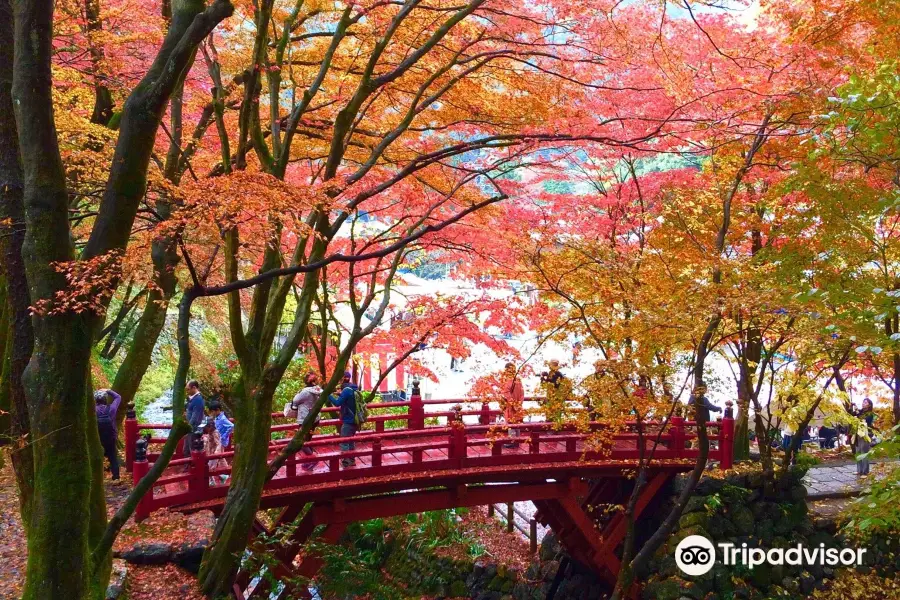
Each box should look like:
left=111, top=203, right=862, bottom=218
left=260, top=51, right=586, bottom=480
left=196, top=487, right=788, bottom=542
left=232, top=472, right=673, bottom=599
left=534, top=472, right=673, bottom=589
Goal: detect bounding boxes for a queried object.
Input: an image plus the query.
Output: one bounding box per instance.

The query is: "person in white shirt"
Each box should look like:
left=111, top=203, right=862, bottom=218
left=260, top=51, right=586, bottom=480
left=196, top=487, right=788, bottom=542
left=291, top=372, right=323, bottom=472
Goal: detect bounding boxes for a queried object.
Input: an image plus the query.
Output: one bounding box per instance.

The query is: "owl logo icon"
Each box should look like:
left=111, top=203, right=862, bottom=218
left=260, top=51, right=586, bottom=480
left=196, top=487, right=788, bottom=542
left=675, top=535, right=716, bottom=576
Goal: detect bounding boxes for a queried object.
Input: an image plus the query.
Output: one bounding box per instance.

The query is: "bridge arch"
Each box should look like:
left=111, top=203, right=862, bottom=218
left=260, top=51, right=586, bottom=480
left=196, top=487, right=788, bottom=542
left=125, top=394, right=734, bottom=598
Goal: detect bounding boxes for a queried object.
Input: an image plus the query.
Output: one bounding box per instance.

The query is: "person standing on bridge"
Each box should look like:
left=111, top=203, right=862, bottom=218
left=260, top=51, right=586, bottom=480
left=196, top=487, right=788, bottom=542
left=540, top=359, right=572, bottom=423
left=184, top=380, right=206, bottom=457
left=292, top=371, right=323, bottom=472
left=208, top=401, right=234, bottom=449
left=330, top=371, right=360, bottom=468
left=501, top=362, right=525, bottom=448
left=95, top=388, right=122, bottom=481
left=687, top=382, right=721, bottom=423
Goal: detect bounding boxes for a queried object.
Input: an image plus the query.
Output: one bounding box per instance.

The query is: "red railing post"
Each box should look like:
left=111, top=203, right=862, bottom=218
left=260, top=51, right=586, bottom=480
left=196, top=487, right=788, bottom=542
left=454, top=425, right=466, bottom=467
left=719, top=401, right=734, bottom=470
left=529, top=430, right=540, bottom=455
left=448, top=411, right=466, bottom=466
left=409, top=387, right=424, bottom=430
left=133, top=438, right=152, bottom=522
left=670, top=416, right=685, bottom=457
left=479, top=401, right=491, bottom=425
left=189, top=435, right=209, bottom=496
left=286, top=452, right=296, bottom=478
left=373, top=439, right=383, bottom=468
left=124, top=405, right=138, bottom=472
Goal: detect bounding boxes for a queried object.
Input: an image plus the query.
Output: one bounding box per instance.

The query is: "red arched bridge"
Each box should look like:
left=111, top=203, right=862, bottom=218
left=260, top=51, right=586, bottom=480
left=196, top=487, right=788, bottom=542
left=125, top=396, right=734, bottom=599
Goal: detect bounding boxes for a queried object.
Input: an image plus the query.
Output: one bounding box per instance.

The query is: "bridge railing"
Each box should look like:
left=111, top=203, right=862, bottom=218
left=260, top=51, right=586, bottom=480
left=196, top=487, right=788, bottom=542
left=124, top=394, right=538, bottom=470
left=126, top=396, right=734, bottom=521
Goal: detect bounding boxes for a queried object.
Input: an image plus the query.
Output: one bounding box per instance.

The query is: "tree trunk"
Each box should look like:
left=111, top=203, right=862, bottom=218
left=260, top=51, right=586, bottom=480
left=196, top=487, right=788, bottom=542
left=11, top=0, right=233, bottom=595
left=893, top=352, right=900, bottom=426
left=0, top=9, right=35, bottom=523
left=197, top=377, right=276, bottom=596
left=199, top=248, right=325, bottom=596
left=12, top=0, right=108, bottom=595
left=733, top=376, right=751, bottom=462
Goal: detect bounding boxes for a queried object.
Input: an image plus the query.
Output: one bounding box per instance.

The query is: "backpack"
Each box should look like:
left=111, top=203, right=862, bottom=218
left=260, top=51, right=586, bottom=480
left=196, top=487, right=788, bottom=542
left=283, top=399, right=298, bottom=419
left=354, top=389, right=369, bottom=426
left=97, top=408, right=114, bottom=433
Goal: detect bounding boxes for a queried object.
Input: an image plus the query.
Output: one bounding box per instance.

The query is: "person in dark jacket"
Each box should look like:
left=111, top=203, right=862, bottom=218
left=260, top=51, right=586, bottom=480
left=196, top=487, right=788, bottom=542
left=95, top=389, right=123, bottom=481
left=687, top=383, right=721, bottom=423
left=184, top=380, right=205, bottom=457
left=330, top=372, right=359, bottom=468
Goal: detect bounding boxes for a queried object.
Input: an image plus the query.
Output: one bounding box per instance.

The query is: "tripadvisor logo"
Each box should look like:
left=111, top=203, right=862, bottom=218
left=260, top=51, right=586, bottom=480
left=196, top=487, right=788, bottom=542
left=675, top=535, right=867, bottom=577
left=675, top=535, right=716, bottom=576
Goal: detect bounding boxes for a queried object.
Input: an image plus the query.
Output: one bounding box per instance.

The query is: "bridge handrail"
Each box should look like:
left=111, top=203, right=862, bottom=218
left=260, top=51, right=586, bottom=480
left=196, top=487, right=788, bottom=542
left=127, top=399, right=735, bottom=521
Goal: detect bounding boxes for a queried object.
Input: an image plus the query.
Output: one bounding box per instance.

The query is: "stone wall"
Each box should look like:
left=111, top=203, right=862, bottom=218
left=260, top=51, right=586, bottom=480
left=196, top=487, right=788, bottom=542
left=641, top=467, right=898, bottom=600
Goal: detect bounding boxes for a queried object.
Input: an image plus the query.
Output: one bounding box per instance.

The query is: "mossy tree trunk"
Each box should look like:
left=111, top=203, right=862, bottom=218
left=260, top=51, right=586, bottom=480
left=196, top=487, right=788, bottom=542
left=9, top=0, right=233, bottom=596
left=0, top=0, right=35, bottom=530
left=198, top=233, right=325, bottom=597
left=733, top=323, right=760, bottom=463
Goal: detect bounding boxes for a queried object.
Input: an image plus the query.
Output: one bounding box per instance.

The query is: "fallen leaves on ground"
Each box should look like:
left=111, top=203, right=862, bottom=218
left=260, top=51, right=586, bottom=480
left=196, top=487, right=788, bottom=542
left=811, top=569, right=900, bottom=599
left=433, top=506, right=534, bottom=573
left=125, top=564, right=205, bottom=600
left=0, top=461, right=25, bottom=600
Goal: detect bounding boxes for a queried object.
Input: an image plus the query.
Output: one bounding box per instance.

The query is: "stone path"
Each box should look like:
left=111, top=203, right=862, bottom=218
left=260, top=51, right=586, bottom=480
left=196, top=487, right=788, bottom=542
left=803, top=460, right=893, bottom=499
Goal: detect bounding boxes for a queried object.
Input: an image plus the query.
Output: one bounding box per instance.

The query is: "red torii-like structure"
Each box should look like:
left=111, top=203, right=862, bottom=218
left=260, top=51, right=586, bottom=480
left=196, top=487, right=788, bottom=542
left=124, top=394, right=734, bottom=599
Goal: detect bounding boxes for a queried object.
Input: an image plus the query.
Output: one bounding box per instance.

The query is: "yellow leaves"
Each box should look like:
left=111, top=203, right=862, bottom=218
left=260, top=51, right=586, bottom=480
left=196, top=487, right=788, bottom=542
left=811, top=569, right=900, bottom=600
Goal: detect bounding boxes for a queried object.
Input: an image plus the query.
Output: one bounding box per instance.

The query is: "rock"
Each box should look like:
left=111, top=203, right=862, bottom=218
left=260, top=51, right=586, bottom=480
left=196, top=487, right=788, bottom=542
left=750, top=500, right=769, bottom=519
left=117, top=542, right=172, bottom=565
left=683, top=496, right=708, bottom=514
left=641, top=579, right=683, bottom=600
left=730, top=505, right=755, bottom=536
left=105, top=560, right=127, bottom=600
left=813, top=515, right=839, bottom=535
left=747, top=470, right=764, bottom=490
left=732, top=586, right=751, bottom=600
left=781, top=576, right=800, bottom=594
left=724, top=472, right=749, bottom=489
left=749, top=563, right=772, bottom=590
left=539, top=533, right=561, bottom=562
left=706, top=513, right=734, bottom=539
left=790, top=485, right=808, bottom=502
left=822, top=566, right=834, bottom=577
left=673, top=525, right=713, bottom=549
left=695, top=477, right=726, bottom=496
left=800, top=572, right=816, bottom=594
left=539, top=560, right=560, bottom=581
left=512, top=582, right=532, bottom=600
left=525, top=560, right=541, bottom=581
left=678, top=511, right=709, bottom=531
left=473, top=561, right=487, bottom=580
left=756, top=519, right=775, bottom=545
left=771, top=536, right=790, bottom=549
left=173, top=540, right=206, bottom=574
left=449, top=579, right=468, bottom=597
left=656, top=556, right=677, bottom=577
